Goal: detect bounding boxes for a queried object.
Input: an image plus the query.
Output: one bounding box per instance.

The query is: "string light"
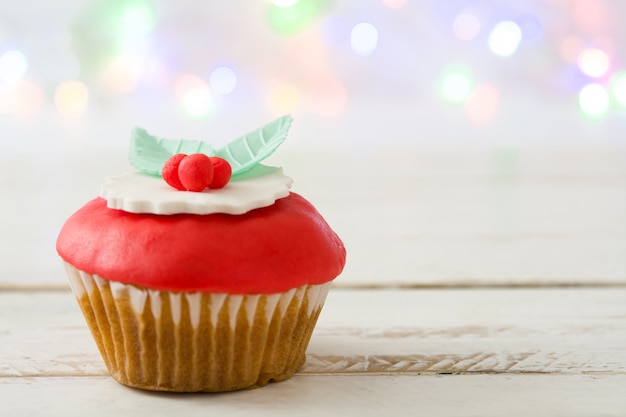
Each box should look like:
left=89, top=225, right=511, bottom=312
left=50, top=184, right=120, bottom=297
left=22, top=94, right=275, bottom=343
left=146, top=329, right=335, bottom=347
left=488, top=21, right=522, bottom=57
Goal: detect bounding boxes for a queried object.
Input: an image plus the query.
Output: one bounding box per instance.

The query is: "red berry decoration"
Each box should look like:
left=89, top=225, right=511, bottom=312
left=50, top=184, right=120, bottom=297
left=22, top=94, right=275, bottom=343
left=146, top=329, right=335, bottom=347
left=208, top=157, right=232, bottom=189
left=178, top=153, right=214, bottom=192
left=162, top=154, right=187, bottom=191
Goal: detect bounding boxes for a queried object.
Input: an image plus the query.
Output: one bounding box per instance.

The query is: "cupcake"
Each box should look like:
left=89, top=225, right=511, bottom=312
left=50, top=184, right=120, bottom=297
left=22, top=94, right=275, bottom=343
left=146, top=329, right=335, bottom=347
left=56, top=115, right=346, bottom=392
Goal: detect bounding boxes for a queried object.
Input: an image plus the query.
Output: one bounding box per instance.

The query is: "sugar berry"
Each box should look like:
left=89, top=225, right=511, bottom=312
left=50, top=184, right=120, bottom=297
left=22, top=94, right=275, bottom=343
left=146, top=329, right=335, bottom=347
left=207, top=157, right=232, bottom=189
left=162, top=154, right=187, bottom=191
left=178, top=153, right=214, bottom=192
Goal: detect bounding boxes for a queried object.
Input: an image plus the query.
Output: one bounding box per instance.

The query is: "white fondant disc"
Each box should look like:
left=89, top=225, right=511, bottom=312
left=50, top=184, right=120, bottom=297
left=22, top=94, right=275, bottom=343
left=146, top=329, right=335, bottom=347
left=101, top=165, right=292, bottom=215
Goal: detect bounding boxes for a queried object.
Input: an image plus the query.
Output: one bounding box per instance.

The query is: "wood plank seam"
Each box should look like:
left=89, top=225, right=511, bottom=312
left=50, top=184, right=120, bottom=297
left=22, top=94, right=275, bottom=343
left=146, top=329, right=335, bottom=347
left=3, top=282, right=626, bottom=292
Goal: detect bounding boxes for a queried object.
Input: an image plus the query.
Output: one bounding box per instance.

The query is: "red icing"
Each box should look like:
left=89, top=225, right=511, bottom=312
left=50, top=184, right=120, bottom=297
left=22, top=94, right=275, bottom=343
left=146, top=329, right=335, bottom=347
left=178, top=153, right=214, bottom=192
left=56, top=193, right=346, bottom=294
left=162, top=153, right=187, bottom=191
left=208, top=157, right=232, bottom=189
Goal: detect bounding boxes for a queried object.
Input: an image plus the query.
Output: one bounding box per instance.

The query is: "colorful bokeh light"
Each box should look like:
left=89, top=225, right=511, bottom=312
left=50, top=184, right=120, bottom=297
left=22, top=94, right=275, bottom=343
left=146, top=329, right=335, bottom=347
left=517, top=14, right=542, bottom=43
left=350, top=22, right=378, bottom=56
left=577, top=48, right=610, bottom=78
left=0, top=80, right=44, bottom=118
left=488, top=21, right=523, bottom=57
left=464, top=84, right=500, bottom=124
left=611, top=72, right=626, bottom=107
left=439, top=64, right=474, bottom=104
left=0, top=50, right=28, bottom=87
left=309, top=78, right=347, bottom=117
left=578, top=83, right=610, bottom=117
left=267, top=0, right=330, bottom=35
left=272, top=0, right=299, bottom=7
left=101, top=54, right=142, bottom=93
left=55, top=81, right=89, bottom=118
left=268, top=82, right=301, bottom=114
left=120, top=1, right=156, bottom=36
left=175, top=74, right=214, bottom=119
left=559, top=36, right=584, bottom=63
left=209, top=66, right=238, bottom=95
left=453, top=13, right=480, bottom=41
left=382, top=0, right=407, bottom=9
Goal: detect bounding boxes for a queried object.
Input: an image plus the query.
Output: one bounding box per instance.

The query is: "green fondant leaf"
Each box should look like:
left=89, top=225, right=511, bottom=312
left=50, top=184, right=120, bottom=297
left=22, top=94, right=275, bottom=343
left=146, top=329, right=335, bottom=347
left=129, top=115, right=291, bottom=177
left=216, top=114, right=293, bottom=175
left=129, top=128, right=216, bottom=176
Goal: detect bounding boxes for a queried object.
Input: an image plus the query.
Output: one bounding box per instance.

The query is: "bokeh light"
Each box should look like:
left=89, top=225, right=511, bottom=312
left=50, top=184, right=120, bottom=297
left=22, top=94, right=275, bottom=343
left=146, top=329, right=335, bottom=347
left=559, top=36, right=584, bottom=63
left=453, top=13, right=480, bottom=41
left=175, top=74, right=215, bottom=119
left=309, top=78, right=347, bottom=117
left=570, top=0, right=610, bottom=34
left=267, top=0, right=329, bottom=35
left=272, top=0, right=299, bottom=6
left=439, top=64, right=474, bottom=104
left=209, top=66, right=238, bottom=95
left=140, top=55, right=170, bottom=87
left=0, top=80, right=44, bottom=118
left=322, top=15, right=351, bottom=47
left=120, top=1, right=156, bottom=36
left=488, top=21, right=523, bottom=57
left=611, top=71, right=626, bottom=107
left=350, top=22, right=378, bottom=56
left=55, top=81, right=89, bottom=118
left=517, top=14, right=542, bottom=43
left=464, top=84, right=500, bottom=124
left=268, top=82, right=301, bottom=114
left=0, top=50, right=28, bottom=87
left=101, top=54, right=142, bottom=93
left=577, top=48, right=610, bottom=78
left=382, top=0, right=407, bottom=9
left=578, top=83, right=610, bottom=117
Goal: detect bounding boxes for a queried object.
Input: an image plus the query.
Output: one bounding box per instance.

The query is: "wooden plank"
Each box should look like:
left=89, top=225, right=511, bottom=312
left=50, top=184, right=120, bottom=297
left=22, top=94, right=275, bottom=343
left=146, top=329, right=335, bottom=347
left=1, top=288, right=624, bottom=377
left=2, top=148, right=626, bottom=288
left=1, top=374, right=625, bottom=417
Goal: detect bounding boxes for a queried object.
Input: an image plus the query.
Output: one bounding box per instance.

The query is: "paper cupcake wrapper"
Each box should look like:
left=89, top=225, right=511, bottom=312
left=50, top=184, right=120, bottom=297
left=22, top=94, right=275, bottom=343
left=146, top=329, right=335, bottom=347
left=63, top=262, right=331, bottom=392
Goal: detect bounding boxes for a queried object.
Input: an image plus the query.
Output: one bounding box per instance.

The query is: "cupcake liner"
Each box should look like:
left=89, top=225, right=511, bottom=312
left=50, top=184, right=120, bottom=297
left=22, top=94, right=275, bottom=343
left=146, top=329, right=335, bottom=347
left=63, top=262, right=331, bottom=392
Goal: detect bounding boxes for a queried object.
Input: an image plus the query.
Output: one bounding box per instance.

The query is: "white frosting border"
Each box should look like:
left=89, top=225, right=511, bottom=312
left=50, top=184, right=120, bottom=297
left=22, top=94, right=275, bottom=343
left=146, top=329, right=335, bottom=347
left=100, top=165, right=293, bottom=215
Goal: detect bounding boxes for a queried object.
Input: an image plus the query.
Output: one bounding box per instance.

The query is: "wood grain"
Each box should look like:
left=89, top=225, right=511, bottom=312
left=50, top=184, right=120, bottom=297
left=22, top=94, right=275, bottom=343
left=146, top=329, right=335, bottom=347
left=2, top=288, right=624, bottom=377
left=1, top=149, right=626, bottom=416
left=2, top=374, right=625, bottom=417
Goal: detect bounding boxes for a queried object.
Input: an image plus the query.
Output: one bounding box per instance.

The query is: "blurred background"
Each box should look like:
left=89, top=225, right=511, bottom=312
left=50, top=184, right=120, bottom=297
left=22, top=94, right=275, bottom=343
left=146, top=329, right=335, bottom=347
left=2, top=0, right=626, bottom=151
left=1, top=0, right=625, bottom=287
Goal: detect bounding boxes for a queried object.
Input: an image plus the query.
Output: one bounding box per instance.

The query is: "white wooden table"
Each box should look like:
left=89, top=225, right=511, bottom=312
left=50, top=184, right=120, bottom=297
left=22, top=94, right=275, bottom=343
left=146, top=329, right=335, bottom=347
left=1, top=147, right=625, bottom=416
